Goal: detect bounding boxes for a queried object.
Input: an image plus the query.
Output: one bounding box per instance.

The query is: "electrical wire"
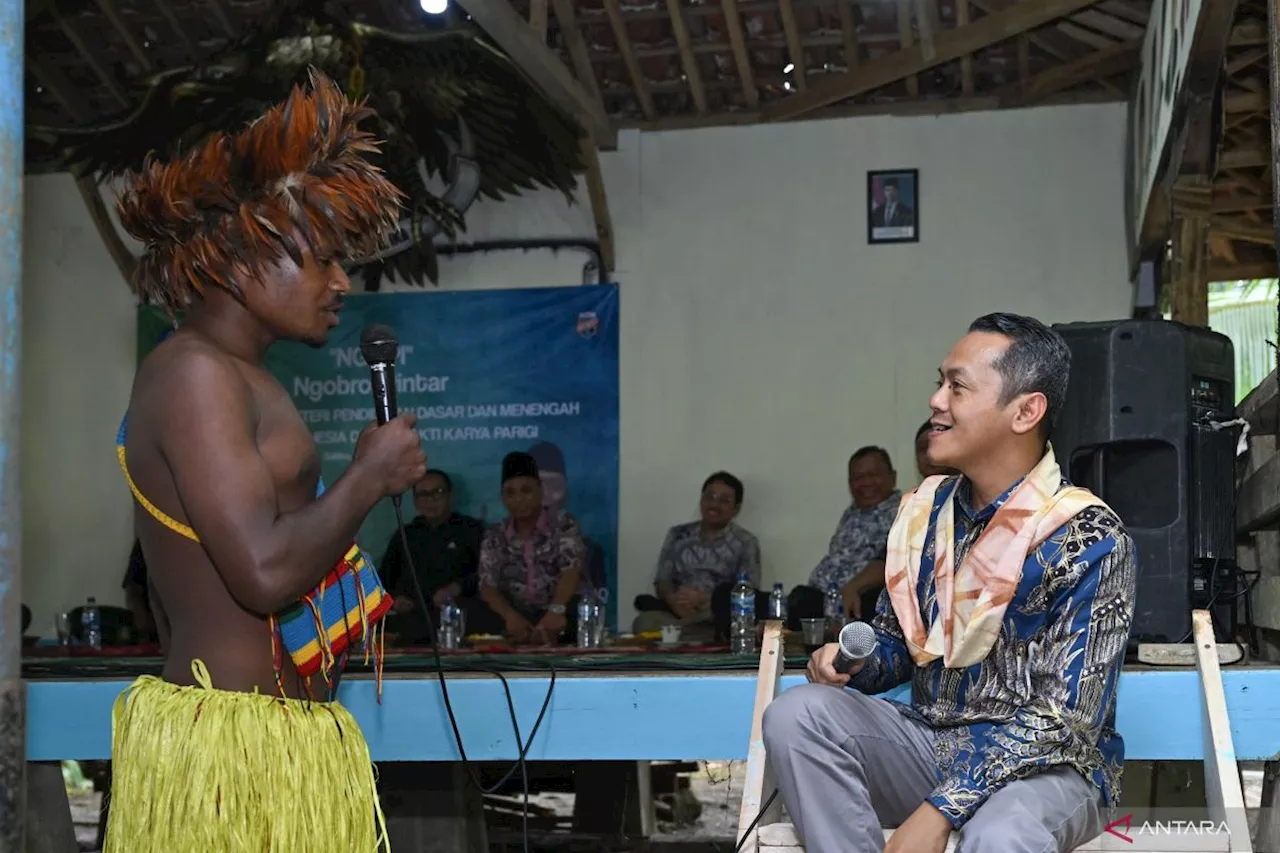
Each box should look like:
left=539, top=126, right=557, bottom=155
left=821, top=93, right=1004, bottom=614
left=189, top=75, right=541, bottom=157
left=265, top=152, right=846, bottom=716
left=391, top=495, right=556, bottom=853
left=735, top=789, right=779, bottom=852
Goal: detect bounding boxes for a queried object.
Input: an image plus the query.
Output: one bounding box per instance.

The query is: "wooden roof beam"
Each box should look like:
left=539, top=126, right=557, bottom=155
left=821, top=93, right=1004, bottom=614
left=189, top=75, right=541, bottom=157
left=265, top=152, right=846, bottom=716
left=956, top=0, right=973, bottom=95
left=28, top=57, right=91, bottom=120
left=761, top=0, right=1107, bottom=122
left=1002, top=39, right=1140, bottom=106
left=721, top=0, right=759, bottom=107
left=152, top=0, right=196, bottom=58
left=970, top=0, right=1125, bottom=95
left=93, top=0, right=154, bottom=72
left=601, top=0, right=657, bottom=117
left=897, top=0, right=917, bottom=97
left=205, top=0, right=236, bottom=38
left=453, top=0, right=614, bottom=145
left=779, top=0, right=807, bottom=92
left=664, top=0, right=709, bottom=114
left=52, top=4, right=129, bottom=109
left=549, top=0, right=605, bottom=107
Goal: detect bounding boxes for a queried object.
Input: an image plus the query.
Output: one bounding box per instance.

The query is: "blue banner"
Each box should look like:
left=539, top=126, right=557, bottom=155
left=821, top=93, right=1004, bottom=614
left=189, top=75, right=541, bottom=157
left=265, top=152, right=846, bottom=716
left=139, top=285, right=620, bottom=621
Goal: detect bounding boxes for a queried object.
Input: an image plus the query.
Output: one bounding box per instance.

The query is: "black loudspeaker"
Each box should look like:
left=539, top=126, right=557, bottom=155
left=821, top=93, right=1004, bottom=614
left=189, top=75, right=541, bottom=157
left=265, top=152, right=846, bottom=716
left=1051, top=319, right=1237, bottom=645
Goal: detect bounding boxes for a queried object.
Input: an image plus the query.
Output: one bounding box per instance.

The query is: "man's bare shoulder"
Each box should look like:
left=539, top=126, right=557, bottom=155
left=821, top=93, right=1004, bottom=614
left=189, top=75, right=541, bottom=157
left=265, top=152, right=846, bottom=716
left=131, top=331, right=255, bottom=436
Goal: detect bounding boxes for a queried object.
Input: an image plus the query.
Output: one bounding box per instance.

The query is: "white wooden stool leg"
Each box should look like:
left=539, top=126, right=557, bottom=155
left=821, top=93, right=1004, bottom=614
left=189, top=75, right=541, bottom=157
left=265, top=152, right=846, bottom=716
left=736, top=621, right=787, bottom=853
left=1193, top=610, right=1253, bottom=852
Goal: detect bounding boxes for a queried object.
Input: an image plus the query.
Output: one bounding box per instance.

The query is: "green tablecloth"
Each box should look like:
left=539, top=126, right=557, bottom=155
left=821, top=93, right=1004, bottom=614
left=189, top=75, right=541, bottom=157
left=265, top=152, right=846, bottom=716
left=23, top=648, right=813, bottom=680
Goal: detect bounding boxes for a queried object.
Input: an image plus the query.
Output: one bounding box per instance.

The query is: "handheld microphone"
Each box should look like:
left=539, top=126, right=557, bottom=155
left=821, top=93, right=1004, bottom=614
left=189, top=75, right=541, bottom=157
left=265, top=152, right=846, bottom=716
left=833, top=621, right=878, bottom=674
left=360, top=324, right=399, bottom=427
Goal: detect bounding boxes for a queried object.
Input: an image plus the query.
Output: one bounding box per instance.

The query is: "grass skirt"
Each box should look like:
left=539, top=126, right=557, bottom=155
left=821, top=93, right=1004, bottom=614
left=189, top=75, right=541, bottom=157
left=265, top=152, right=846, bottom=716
left=103, top=660, right=389, bottom=852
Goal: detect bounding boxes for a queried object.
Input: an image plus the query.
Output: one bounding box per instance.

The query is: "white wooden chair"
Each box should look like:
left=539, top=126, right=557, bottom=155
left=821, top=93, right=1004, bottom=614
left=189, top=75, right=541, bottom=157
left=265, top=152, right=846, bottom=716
left=735, top=612, right=1252, bottom=852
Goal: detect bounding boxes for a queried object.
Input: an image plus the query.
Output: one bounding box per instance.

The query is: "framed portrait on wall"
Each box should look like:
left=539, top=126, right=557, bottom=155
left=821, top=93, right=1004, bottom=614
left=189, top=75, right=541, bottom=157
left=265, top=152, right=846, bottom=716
left=867, top=169, right=919, bottom=245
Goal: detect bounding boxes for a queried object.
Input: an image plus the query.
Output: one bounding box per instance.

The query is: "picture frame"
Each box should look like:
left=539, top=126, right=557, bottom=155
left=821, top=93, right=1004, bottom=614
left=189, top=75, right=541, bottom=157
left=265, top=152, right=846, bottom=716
left=867, top=169, right=919, bottom=245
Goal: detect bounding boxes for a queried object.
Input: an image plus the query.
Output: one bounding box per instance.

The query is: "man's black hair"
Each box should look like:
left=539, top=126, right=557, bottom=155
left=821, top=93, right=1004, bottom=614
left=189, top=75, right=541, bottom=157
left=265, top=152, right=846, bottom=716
left=417, top=469, right=452, bottom=492
left=849, top=446, right=894, bottom=471
left=703, top=471, right=744, bottom=505
left=968, top=312, right=1070, bottom=436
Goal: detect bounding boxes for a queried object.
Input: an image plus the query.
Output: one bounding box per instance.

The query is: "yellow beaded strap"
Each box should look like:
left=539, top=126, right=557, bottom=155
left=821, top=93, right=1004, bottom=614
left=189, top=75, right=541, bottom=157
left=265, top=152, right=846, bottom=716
left=116, top=415, right=199, bottom=543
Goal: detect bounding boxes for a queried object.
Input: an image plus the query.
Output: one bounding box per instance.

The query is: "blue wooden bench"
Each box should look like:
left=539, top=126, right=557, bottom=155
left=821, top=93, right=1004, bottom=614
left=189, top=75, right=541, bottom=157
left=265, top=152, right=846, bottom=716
left=737, top=612, right=1262, bottom=853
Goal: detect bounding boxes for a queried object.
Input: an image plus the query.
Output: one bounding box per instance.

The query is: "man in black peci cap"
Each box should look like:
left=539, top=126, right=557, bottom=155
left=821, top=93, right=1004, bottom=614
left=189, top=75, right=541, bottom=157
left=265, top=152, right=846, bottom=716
left=477, top=452, right=588, bottom=644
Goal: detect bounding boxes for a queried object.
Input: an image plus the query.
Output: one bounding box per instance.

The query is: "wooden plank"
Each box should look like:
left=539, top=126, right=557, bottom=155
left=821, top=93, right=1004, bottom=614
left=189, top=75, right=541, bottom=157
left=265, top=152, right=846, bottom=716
left=1057, top=20, right=1118, bottom=50
left=530, top=0, right=548, bottom=37
left=1137, top=643, right=1244, bottom=666
left=1270, top=0, right=1280, bottom=270
left=618, top=89, right=1123, bottom=132
left=778, top=0, right=807, bottom=92
left=898, top=0, right=918, bottom=97
left=1238, top=451, right=1280, bottom=533
left=601, top=0, right=655, bottom=117
left=549, top=0, right=605, bottom=107
left=1259, top=762, right=1280, bottom=853
left=75, top=177, right=138, bottom=290
left=93, top=0, right=154, bottom=71
left=52, top=7, right=129, bottom=109
left=1226, top=90, right=1268, bottom=113
left=735, top=621, right=785, bottom=853
left=1003, top=40, right=1140, bottom=106
left=721, top=0, right=759, bottom=106
left=956, top=0, right=973, bottom=95
left=578, top=133, right=615, bottom=275
left=1192, top=610, right=1253, bottom=852
left=1171, top=178, right=1212, bottom=327
left=760, top=0, right=1103, bottom=122
left=1218, top=147, right=1270, bottom=170
left=453, top=0, right=613, bottom=143
left=1237, top=367, right=1278, bottom=435
left=27, top=58, right=91, bottom=120
left=915, top=0, right=939, bottom=61
left=665, top=0, right=709, bottom=114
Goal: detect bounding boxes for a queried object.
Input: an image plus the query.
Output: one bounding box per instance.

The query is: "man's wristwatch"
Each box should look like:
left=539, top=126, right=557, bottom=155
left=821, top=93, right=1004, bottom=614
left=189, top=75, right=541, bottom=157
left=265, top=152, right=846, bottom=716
left=547, top=604, right=567, bottom=615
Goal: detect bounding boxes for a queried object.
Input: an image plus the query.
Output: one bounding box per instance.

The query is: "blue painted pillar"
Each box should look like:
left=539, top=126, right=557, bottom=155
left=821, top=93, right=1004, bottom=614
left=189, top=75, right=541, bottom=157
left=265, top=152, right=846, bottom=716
left=0, top=0, right=23, bottom=849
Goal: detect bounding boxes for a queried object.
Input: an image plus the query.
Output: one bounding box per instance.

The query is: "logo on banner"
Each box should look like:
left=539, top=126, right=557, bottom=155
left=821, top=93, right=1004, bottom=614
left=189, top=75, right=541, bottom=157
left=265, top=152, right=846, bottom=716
left=576, top=311, right=599, bottom=338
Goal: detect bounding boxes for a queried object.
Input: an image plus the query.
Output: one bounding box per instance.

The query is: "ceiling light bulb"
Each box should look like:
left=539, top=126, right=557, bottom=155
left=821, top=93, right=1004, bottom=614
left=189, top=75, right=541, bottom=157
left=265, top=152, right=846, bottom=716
left=783, top=62, right=795, bottom=74
left=420, top=0, right=448, bottom=14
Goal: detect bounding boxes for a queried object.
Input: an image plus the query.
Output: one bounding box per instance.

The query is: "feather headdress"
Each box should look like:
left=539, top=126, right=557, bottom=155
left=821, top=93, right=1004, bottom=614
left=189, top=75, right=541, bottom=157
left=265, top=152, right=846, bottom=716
left=116, top=69, right=405, bottom=314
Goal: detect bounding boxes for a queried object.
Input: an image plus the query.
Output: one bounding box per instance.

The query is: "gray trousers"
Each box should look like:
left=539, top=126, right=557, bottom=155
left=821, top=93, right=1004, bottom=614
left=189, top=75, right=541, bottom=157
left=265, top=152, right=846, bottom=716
left=761, top=684, right=1106, bottom=853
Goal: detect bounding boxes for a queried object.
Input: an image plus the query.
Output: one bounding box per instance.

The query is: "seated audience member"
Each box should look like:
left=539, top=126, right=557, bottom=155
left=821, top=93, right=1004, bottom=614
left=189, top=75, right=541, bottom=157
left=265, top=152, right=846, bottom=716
left=914, top=419, right=957, bottom=479
left=633, top=471, right=763, bottom=639
left=121, top=539, right=158, bottom=641
left=762, top=314, right=1135, bottom=853
left=528, top=440, right=608, bottom=591
left=380, top=469, right=492, bottom=642
left=789, top=447, right=901, bottom=623
left=478, top=452, right=587, bottom=644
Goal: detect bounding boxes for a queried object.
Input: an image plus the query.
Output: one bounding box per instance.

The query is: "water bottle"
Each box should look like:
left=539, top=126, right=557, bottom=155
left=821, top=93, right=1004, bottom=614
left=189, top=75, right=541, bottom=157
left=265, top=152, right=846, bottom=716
left=438, top=595, right=462, bottom=649
left=824, top=583, right=845, bottom=634
left=767, top=583, right=787, bottom=620
left=729, top=573, right=756, bottom=655
left=82, top=597, right=102, bottom=650
left=576, top=596, right=599, bottom=648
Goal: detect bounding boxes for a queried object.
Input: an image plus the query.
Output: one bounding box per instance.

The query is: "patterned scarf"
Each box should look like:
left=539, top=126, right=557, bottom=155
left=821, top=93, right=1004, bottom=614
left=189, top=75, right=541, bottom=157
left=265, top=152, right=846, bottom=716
left=884, top=445, right=1106, bottom=669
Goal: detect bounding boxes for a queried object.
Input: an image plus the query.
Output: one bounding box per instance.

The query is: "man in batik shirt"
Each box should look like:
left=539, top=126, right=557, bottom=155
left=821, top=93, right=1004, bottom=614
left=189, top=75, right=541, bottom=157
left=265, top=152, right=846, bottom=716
left=478, top=452, right=587, bottom=644
left=788, top=447, right=901, bottom=624
left=763, top=313, right=1136, bottom=853
left=632, top=471, right=763, bottom=639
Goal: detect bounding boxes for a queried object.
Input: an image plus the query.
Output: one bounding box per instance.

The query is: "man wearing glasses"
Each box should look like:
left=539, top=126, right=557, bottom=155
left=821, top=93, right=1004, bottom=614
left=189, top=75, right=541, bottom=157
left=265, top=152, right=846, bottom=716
left=380, top=469, right=492, bottom=641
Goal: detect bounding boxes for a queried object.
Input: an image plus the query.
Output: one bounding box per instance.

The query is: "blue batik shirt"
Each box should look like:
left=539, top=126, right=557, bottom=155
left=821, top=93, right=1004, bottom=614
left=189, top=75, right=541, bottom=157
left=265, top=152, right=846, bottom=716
left=850, top=475, right=1136, bottom=828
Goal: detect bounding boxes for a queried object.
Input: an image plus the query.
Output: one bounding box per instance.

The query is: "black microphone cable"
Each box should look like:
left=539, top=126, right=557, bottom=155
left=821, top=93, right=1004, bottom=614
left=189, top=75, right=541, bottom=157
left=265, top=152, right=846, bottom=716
left=388, top=490, right=556, bottom=853
left=359, top=323, right=555, bottom=851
